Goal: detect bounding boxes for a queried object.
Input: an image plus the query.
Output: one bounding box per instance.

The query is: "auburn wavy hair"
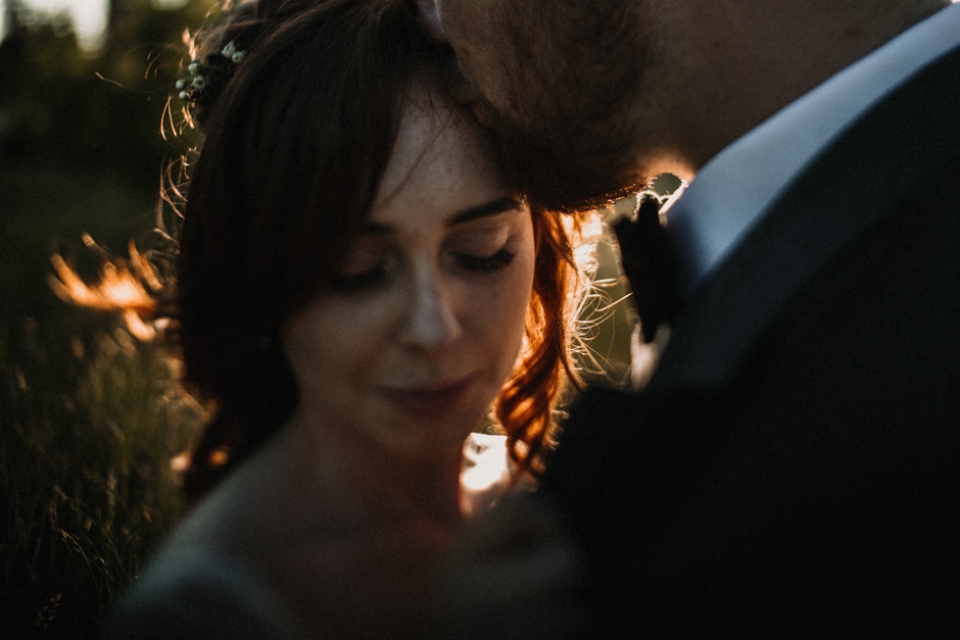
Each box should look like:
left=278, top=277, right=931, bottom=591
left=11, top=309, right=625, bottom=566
left=52, top=0, right=584, bottom=499
left=497, top=206, right=582, bottom=478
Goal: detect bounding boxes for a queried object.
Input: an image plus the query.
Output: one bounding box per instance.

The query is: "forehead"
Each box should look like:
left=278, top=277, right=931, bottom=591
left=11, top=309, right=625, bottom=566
left=370, top=89, right=506, bottom=224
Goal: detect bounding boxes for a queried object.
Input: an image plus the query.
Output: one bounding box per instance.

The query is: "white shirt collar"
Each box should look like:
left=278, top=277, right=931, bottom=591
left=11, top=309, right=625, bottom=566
left=664, top=2, right=960, bottom=296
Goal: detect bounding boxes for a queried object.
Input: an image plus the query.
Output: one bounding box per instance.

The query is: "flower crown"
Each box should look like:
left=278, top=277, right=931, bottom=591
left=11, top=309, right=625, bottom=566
left=176, top=40, right=248, bottom=104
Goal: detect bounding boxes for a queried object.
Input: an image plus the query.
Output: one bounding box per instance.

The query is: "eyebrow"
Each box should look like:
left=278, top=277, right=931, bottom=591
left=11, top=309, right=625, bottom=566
left=360, top=196, right=523, bottom=235
left=448, top=196, right=523, bottom=226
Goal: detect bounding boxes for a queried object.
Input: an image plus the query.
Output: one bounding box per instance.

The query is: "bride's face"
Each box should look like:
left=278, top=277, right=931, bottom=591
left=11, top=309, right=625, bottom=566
left=282, top=90, right=535, bottom=459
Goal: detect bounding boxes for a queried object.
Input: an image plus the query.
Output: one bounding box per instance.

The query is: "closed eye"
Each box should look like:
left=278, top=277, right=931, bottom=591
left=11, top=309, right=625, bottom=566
left=329, top=264, right=389, bottom=292
left=454, top=247, right=517, bottom=274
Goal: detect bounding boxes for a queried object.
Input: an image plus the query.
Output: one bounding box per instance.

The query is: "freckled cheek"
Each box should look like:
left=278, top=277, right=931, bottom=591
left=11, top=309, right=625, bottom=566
left=468, top=262, right=535, bottom=374
left=285, top=302, right=395, bottom=389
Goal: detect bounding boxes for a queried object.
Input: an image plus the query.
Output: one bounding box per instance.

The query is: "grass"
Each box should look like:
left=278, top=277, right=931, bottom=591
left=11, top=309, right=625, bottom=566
left=0, top=162, right=201, bottom=639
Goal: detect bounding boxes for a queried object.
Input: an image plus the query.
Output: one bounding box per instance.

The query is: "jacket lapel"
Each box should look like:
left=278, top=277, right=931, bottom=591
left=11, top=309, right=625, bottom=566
left=648, top=43, right=960, bottom=399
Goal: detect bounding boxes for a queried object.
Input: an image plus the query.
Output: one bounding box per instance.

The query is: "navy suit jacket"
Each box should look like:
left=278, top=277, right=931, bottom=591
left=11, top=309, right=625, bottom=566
left=544, top=41, right=960, bottom=638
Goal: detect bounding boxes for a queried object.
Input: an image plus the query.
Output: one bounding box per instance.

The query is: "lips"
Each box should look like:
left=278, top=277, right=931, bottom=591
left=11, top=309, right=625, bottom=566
left=378, top=377, right=473, bottom=416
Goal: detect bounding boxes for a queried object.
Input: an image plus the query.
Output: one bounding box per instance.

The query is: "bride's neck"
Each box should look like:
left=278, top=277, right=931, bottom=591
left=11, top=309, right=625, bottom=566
left=279, top=410, right=467, bottom=529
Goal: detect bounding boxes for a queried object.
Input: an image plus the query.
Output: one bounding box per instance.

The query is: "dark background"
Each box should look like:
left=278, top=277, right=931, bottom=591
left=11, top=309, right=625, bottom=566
left=1, top=1, right=214, bottom=637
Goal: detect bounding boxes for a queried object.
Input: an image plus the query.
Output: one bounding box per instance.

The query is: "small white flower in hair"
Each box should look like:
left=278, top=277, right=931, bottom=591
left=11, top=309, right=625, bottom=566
left=221, top=40, right=246, bottom=64
left=192, top=75, right=206, bottom=90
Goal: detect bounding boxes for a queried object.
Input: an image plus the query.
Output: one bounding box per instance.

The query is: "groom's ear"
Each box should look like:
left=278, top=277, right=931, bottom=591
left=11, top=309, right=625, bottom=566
left=416, top=0, right=447, bottom=41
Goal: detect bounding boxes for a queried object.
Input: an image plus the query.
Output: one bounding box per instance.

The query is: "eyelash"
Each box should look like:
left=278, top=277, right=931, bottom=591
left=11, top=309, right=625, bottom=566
left=454, top=247, right=517, bottom=273
left=330, top=248, right=517, bottom=293
left=328, top=264, right=390, bottom=292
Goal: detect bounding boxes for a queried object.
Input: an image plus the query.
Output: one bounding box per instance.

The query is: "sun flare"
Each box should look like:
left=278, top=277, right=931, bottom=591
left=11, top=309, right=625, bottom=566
left=49, top=240, right=162, bottom=341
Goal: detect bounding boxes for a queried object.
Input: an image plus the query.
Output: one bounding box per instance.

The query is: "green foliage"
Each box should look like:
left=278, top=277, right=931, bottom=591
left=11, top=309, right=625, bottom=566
left=0, top=164, right=204, bottom=638
left=0, top=324, right=200, bottom=638
left=0, top=0, right=215, bottom=183
left=0, top=2, right=214, bottom=636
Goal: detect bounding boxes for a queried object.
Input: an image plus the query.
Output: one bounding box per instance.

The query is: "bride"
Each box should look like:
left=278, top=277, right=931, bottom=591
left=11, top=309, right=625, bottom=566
left=96, top=0, right=585, bottom=637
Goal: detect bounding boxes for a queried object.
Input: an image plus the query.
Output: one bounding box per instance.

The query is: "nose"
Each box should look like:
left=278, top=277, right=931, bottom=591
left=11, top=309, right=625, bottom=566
left=400, top=265, right=462, bottom=350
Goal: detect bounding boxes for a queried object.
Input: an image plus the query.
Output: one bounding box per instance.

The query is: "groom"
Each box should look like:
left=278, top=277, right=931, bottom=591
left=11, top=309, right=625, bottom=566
left=424, top=0, right=960, bottom=636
